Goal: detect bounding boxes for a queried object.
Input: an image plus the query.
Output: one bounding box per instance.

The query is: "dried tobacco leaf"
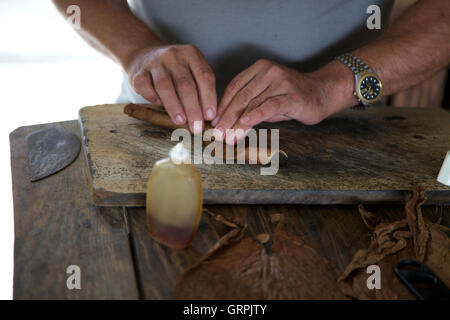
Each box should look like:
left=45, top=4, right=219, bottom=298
left=405, top=187, right=429, bottom=262
left=203, top=208, right=241, bottom=229
left=256, top=233, right=270, bottom=244
left=174, top=214, right=347, bottom=300
left=358, top=204, right=381, bottom=231
left=338, top=187, right=450, bottom=300
left=270, top=213, right=282, bottom=223
left=199, top=209, right=246, bottom=259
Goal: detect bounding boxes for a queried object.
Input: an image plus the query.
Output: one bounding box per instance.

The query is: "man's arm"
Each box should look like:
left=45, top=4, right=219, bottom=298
left=213, top=0, right=450, bottom=143
left=329, top=0, right=450, bottom=114
left=53, top=0, right=217, bottom=133
left=52, top=1, right=160, bottom=73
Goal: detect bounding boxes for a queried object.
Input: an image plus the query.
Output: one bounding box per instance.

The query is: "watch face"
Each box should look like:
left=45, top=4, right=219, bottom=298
left=359, top=74, right=382, bottom=102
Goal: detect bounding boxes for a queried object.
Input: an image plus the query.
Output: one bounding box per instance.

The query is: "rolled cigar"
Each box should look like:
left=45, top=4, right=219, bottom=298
left=124, top=103, right=286, bottom=164
left=124, top=103, right=191, bottom=131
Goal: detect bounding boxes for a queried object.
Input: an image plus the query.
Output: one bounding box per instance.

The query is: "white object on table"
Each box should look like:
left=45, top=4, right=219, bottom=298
left=437, top=151, right=450, bottom=186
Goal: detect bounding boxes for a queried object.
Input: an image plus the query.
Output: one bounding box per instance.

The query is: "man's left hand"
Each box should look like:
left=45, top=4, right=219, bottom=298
left=212, top=59, right=331, bottom=144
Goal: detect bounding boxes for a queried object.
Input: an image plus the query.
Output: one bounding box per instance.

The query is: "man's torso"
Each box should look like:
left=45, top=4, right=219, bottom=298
left=120, top=0, right=393, bottom=102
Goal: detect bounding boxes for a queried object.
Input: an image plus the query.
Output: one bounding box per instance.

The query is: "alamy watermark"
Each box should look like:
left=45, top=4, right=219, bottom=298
left=66, top=5, right=81, bottom=30
left=366, top=265, right=381, bottom=290
left=366, top=5, right=381, bottom=30
left=170, top=121, right=281, bottom=176
left=66, top=265, right=81, bottom=290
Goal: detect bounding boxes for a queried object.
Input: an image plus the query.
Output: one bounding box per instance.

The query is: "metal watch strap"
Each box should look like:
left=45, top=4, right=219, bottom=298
left=334, top=53, right=373, bottom=110
left=335, top=54, right=371, bottom=74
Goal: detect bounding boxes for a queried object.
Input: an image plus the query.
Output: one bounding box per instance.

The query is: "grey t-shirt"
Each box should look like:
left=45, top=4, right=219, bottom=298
left=118, top=0, right=393, bottom=103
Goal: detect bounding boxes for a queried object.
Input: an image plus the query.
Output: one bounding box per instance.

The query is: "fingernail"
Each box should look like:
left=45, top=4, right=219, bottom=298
left=175, top=114, right=184, bottom=124
left=192, top=121, right=203, bottom=135
left=225, top=134, right=237, bottom=146
left=236, top=128, right=250, bottom=141
left=214, top=127, right=224, bottom=140
left=241, top=115, right=250, bottom=124
left=205, top=108, right=214, bottom=120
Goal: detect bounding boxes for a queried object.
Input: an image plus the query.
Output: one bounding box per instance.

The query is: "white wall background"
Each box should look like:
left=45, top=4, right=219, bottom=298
left=0, top=0, right=123, bottom=299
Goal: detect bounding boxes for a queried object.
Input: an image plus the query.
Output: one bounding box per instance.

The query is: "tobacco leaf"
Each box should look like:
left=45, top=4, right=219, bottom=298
left=338, top=187, right=450, bottom=299
left=203, top=208, right=241, bottom=229
left=358, top=204, right=381, bottom=231
left=405, top=186, right=429, bottom=262
left=174, top=214, right=347, bottom=300
left=255, top=233, right=270, bottom=244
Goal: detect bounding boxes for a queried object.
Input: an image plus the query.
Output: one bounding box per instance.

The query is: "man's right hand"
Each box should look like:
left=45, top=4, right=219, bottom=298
left=127, top=45, right=217, bottom=133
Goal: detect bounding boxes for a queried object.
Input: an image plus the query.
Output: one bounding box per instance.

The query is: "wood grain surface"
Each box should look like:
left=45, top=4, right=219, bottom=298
left=10, top=121, right=450, bottom=299
left=79, top=104, right=450, bottom=206
left=10, top=121, right=139, bottom=299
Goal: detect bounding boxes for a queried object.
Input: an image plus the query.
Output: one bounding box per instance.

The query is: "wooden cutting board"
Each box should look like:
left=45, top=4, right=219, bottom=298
left=79, top=104, right=450, bottom=206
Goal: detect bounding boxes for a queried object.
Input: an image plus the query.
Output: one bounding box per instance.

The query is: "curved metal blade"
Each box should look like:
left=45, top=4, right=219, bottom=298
left=26, top=127, right=81, bottom=181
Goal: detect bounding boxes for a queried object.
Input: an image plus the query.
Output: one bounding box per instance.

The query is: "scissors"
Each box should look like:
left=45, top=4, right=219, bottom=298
left=395, top=260, right=450, bottom=300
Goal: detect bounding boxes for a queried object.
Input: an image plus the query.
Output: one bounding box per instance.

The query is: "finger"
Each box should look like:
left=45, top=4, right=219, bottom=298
left=189, top=52, right=217, bottom=121
left=240, top=87, right=272, bottom=118
left=243, top=94, right=290, bottom=123
left=214, top=73, right=271, bottom=138
left=240, top=95, right=290, bottom=127
left=265, top=115, right=291, bottom=122
left=131, top=72, right=161, bottom=105
left=151, top=67, right=186, bottom=125
left=228, top=114, right=288, bottom=145
left=212, top=62, right=264, bottom=127
left=227, top=88, right=272, bottom=144
left=170, top=66, right=204, bottom=134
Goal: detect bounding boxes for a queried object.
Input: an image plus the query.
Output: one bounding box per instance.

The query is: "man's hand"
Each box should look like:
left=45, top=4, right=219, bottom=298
left=53, top=0, right=450, bottom=138
left=52, top=1, right=218, bottom=132
left=212, top=59, right=330, bottom=144
left=127, top=45, right=217, bottom=133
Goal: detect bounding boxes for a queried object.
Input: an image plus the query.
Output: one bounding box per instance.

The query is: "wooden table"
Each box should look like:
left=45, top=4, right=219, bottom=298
left=10, top=120, right=450, bottom=299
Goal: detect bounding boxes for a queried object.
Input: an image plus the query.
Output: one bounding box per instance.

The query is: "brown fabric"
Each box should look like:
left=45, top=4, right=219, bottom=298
left=174, top=214, right=347, bottom=300
left=338, top=188, right=450, bottom=299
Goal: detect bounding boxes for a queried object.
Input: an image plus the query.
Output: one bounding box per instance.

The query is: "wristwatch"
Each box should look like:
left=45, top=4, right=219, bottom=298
left=334, top=53, right=383, bottom=110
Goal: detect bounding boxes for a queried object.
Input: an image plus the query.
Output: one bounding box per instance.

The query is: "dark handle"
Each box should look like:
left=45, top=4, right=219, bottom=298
left=395, top=260, right=450, bottom=300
